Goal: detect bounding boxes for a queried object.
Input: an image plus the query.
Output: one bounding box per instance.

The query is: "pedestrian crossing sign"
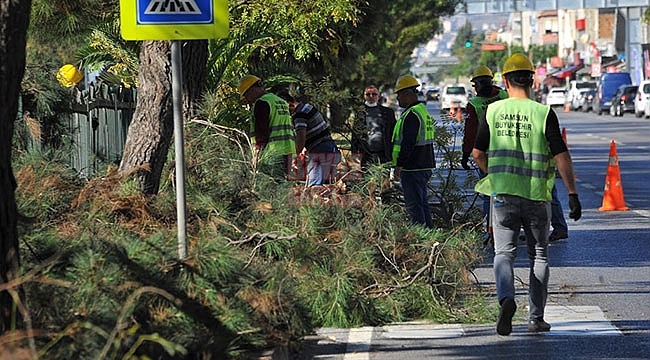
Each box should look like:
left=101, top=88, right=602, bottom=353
left=120, top=0, right=228, bottom=40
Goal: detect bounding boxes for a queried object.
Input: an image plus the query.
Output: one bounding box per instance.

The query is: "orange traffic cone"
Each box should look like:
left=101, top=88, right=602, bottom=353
left=564, top=101, right=570, bottom=113
left=598, top=140, right=629, bottom=211
left=561, top=127, right=568, bottom=146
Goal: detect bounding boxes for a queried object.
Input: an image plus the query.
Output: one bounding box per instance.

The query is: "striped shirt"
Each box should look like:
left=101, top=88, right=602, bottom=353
left=293, top=103, right=333, bottom=151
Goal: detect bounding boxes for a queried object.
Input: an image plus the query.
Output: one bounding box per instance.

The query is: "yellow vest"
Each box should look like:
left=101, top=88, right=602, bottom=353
left=475, top=98, right=555, bottom=201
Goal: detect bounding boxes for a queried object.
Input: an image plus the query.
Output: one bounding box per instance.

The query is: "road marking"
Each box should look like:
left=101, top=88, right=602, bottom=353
left=343, top=326, right=373, bottom=360
left=542, top=305, right=622, bottom=336
left=381, top=322, right=464, bottom=339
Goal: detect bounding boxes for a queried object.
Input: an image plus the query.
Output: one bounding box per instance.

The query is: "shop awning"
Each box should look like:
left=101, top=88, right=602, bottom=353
left=553, top=63, right=584, bottom=79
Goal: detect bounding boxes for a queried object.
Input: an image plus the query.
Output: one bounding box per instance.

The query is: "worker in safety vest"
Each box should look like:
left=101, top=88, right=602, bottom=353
left=462, top=65, right=509, bottom=242
left=238, top=75, right=295, bottom=176
left=391, top=75, right=436, bottom=228
left=472, top=53, right=582, bottom=336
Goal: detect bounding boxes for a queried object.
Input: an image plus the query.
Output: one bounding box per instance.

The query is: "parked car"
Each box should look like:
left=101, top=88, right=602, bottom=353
left=570, top=88, right=594, bottom=110
left=609, top=85, right=638, bottom=116
left=580, top=89, right=597, bottom=113
left=568, top=80, right=597, bottom=110
left=634, top=79, right=650, bottom=118
left=593, top=72, right=632, bottom=115
left=545, top=87, right=567, bottom=108
left=440, top=84, right=469, bottom=112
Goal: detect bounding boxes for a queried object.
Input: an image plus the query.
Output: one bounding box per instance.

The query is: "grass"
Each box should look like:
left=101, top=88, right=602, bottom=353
left=8, top=117, right=497, bottom=358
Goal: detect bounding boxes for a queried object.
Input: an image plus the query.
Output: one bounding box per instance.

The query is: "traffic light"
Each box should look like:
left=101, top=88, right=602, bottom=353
left=465, top=41, right=472, bottom=48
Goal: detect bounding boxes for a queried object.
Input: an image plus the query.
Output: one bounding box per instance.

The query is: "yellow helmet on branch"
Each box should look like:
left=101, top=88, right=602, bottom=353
left=502, top=53, right=534, bottom=75
left=56, top=64, right=83, bottom=87
left=394, top=75, right=419, bottom=92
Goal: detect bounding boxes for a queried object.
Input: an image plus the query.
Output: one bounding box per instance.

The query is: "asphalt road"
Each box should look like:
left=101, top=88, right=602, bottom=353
left=296, top=102, right=650, bottom=360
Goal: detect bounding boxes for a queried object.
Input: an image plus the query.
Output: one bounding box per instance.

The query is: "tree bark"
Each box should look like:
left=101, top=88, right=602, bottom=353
left=0, top=0, right=32, bottom=333
left=119, top=40, right=207, bottom=195
left=119, top=41, right=174, bottom=195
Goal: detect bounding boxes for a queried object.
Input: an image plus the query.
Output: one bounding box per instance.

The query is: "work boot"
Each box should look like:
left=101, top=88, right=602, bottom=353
left=549, top=231, right=568, bottom=242
left=528, top=318, right=551, bottom=332
left=496, top=298, right=517, bottom=336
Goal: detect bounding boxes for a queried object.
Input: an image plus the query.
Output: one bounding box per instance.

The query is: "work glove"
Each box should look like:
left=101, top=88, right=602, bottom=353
left=568, top=193, right=582, bottom=221
left=461, top=153, right=471, bottom=170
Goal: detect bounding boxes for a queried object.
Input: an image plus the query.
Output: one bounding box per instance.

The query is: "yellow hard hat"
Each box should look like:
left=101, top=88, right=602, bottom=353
left=56, top=64, right=83, bottom=87
left=238, top=75, right=261, bottom=97
left=502, top=53, right=534, bottom=76
left=471, top=65, right=493, bottom=81
left=394, top=75, right=419, bottom=92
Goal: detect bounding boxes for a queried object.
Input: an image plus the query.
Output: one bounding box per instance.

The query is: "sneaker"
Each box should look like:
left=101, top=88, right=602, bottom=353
left=549, top=231, right=568, bottom=242
left=528, top=318, right=551, bottom=332
left=496, top=298, right=517, bottom=335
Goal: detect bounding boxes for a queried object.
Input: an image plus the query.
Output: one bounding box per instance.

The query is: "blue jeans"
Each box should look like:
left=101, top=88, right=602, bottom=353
left=306, top=141, right=341, bottom=187
left=492, top=194, right=550, bottom=321
left=400, top=170, right=433, bottom=228
left=550, top=183, right=568, bottom=233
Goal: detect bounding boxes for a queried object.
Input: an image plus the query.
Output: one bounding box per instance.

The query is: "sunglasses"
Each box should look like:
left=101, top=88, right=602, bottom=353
left=364, top=92, right=379, bottom=96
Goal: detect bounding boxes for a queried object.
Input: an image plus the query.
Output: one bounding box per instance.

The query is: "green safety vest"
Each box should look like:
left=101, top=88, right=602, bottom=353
left=474, top=98, right=556, bottom=201
left=250, top=93, right=295, bottom=157
left=391, top=103, right=435, bottom=166
left=468, top=89, right=508, bottom=119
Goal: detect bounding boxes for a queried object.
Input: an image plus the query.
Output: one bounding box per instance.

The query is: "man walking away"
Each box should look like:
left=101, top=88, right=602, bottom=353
left=472, top=53, right=582, bottom=335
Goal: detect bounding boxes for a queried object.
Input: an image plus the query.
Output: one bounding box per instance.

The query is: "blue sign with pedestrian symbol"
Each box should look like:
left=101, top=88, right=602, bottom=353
left=120, top=0, right=228, bottom=40
left=137, top=0, right=213, bottom=24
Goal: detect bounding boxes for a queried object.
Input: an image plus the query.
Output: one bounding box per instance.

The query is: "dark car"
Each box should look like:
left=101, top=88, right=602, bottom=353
left=609, top=85, right=638, bottom=116
left=593, top=72, right=632, bottom=115
left=580, top=89, right=597, bottom=113
left=426, top=88, right=440, bottom=101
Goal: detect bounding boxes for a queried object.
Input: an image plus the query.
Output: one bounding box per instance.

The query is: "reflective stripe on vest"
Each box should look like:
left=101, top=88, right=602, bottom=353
left=391, top=103, right=435, bottom=165
left=477, top=98, right=555, bottom=201
left=250, top=93, right=295, bottom=156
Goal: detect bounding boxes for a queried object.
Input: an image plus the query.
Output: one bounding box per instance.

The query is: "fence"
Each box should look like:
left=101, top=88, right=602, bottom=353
left=64, top=82, right=136, bottom=178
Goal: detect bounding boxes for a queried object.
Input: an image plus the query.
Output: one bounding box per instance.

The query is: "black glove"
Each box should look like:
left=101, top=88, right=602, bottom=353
left=461, top=153, right=470, bottom=170
left=568, top=193, right=582, bottom=221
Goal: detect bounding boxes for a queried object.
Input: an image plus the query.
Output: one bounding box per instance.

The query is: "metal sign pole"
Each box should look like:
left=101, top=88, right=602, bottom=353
left=171, top=40, right=188, bottom=259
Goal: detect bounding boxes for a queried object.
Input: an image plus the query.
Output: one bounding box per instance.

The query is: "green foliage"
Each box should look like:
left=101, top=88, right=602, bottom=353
left=14, top=106, right=491, bottom=357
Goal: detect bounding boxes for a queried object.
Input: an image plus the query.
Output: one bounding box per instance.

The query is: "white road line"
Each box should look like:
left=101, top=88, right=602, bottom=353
left=542, top=305, right=622, bottom=336
left=343, top=326, right=373, bottom=360
left=381, top=323, right=464, bottom=339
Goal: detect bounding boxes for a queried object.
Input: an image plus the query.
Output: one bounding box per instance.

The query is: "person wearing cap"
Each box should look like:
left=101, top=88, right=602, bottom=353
left=392, top=75, right=436, bottom=228
left=276, top=92, right=341, bottom=187
left=472, top=53, right=582, bottom=336
left=462, top=65, right=509, bottom=244
left=238, top=75, right=295, bottom=176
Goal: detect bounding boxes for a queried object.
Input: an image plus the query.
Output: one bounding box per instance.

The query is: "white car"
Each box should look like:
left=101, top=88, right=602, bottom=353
left=546, top=87, right=567, bottom=107
left=440, top=84, right=469, bottom=112
left=635, top=79, right=650, bottom=118
left=567, top=80, right=596, bottom=109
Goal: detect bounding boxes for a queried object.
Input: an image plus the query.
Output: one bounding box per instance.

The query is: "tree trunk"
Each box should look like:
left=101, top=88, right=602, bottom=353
left=119, top=41, right=174, bottom=194
left=119, top=40, right=207, bottom=195
left=0, top=0, right=31, bottom=333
